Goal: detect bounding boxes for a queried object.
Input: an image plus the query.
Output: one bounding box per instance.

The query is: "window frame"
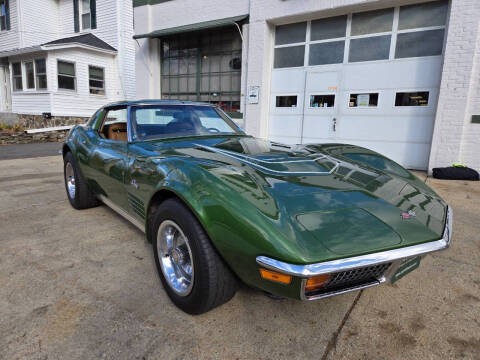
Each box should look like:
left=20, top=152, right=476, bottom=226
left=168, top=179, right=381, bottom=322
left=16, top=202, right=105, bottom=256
left=97, top=106, right=130, bottom=142
left=11, top=62, right=23, bottom=92
left=393, top=90, right=431, bottom=108
left=88, top=65, right=105, bottom=95
left=23, top=60, right=35, bottom=90
left=308, top=93, right=337, bottom=109
left=80, top=0, right=91, bottom=30
left=275, top=94, right=299, bottom=108
left=34, top=58, right=48, bottom=90
left=57, top=59, right=77, bottom=92
left=0, top=0, right=8, bottom=32
left=272, top=1, right=449, bottom=70
left=348, top=92, right=380, bottom=108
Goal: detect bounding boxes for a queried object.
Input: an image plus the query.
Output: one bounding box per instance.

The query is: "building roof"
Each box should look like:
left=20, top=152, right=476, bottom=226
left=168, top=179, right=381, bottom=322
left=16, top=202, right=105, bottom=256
left=133, top=14, right=248, bottom=39
left=42, top=33, right=117, bottom=52
left=0, top=34, right=116, bottom=58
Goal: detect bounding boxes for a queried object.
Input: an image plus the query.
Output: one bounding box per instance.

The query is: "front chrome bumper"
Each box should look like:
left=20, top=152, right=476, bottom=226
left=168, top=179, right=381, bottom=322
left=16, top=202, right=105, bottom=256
left=256, top=206, right=453, bottom=300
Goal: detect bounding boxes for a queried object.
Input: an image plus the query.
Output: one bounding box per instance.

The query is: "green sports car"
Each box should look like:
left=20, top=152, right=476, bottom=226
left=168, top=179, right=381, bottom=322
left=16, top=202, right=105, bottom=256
left=63, top=100, right=452, bottom=314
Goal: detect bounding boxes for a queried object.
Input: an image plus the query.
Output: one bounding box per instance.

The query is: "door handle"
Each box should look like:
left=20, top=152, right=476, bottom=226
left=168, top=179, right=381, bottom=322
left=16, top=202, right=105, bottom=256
left=333, top=117, right=337, bottom=132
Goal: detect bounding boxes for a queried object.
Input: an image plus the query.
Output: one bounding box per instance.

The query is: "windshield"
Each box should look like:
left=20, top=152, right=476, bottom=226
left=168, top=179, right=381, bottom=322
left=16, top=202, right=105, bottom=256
left=131, top=105, right=243, bottom=141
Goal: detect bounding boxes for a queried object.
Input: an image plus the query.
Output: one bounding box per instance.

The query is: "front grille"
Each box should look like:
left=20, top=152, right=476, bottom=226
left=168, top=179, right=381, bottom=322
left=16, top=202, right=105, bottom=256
left=306, top=262, right=392, bottom=296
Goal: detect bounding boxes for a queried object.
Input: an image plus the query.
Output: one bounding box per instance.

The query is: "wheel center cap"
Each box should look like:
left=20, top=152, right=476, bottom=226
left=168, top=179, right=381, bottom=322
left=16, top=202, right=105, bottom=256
left=170, top=248, right=182, bottom=264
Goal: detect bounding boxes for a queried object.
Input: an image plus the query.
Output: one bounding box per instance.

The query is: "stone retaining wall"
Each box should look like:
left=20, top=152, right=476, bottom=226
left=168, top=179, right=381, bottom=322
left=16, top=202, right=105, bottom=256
left=0, top=114, right=89, bottom=145
left=17, top=114, right=88, bottom=129
left=0, top=130, right=68, bottom=145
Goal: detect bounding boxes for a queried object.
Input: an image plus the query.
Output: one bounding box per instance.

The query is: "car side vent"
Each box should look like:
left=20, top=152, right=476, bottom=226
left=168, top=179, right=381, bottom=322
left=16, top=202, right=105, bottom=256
left=127, top=192, right=146, bottom=219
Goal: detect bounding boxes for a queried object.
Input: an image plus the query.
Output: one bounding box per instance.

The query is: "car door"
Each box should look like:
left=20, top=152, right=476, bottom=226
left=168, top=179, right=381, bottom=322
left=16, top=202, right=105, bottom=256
left=88, top=106, right=130, bottom=210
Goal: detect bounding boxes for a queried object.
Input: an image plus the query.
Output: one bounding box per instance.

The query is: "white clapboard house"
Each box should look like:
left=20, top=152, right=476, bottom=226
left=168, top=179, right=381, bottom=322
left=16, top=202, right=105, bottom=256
left=0, top=0, right=135, bottom=123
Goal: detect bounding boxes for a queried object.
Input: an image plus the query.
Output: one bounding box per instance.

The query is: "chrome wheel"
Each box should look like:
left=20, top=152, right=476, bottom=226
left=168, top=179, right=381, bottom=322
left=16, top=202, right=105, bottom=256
left=157, top=220, right=194, bottom=296
left=65, top=162, right=76, bottom=199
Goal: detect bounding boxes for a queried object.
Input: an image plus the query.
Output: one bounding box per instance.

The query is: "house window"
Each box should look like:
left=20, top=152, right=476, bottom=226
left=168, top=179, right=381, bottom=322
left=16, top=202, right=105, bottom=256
left=89, top=66, right=105, bottom=95
left=35, top=59, right=47, bottom=90
left=395, top=92, right=429, bottom=106
left=57, top=61, right=76, bottom=90
left=275, top=95, right=297, bottom=108
left=81, top=0, right=91, bottom=29
left=0, top=0, right=8, bottom=31
left=25, top=61, right=35, bottom=89
left=12, top=62, right=22, bottom=91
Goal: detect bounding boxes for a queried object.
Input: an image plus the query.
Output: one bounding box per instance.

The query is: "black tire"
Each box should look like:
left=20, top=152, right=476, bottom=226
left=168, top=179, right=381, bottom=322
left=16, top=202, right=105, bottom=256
left=63, top=151, right=99, bottom=210
left=152, top=198, right=237, bottom=314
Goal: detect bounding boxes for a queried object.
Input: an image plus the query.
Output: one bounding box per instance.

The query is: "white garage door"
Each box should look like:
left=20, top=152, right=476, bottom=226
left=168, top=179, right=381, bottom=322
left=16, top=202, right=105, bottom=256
left=269, top=1, right=448, bottom=170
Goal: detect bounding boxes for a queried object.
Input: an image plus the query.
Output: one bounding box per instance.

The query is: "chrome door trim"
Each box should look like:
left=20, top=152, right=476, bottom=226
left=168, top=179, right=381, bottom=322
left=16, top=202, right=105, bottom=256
left=98, top=194, right=145, bottom=232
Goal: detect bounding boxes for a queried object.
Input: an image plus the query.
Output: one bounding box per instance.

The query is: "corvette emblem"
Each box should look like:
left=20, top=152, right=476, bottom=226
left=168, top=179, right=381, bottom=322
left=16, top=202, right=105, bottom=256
left=401, top=210, right=416, bottom=219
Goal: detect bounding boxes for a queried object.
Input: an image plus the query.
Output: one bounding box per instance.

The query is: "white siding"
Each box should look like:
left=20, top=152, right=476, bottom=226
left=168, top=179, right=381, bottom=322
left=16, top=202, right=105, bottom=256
left=116, top=0, right=135, bottom=99
left=0, top=0, right=20, bottom=52
left=92, top=0, right=118, bottom=49
left=20, top=0, right=60, bottom=47
left=11, top=92, right=52, bottom=115
left=49, top=48, right=122, bottom=117
left=58, top=0, right=75, bottom=36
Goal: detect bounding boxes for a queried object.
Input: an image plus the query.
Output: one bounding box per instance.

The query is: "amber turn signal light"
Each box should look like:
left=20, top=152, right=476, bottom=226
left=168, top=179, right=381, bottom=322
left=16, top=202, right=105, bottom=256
left=305, top=274, right=331, bottom=292
left=259, top=269, right=292, bottom=284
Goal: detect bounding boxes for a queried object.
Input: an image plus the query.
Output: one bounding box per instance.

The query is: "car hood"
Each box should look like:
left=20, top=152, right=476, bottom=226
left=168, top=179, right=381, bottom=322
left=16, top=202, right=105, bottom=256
left=135, top=135, right=447, bottom=259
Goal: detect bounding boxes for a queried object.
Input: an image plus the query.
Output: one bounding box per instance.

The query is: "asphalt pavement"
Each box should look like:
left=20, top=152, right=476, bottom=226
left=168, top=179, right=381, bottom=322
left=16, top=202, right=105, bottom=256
left=0, top=155, right=478, bottom=359
left=0, top=142, right=62, bottom=160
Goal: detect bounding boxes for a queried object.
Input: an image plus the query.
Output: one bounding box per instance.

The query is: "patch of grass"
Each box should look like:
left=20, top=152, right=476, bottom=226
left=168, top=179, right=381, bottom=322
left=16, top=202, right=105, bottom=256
left=0, top=123, right=25, bottom=132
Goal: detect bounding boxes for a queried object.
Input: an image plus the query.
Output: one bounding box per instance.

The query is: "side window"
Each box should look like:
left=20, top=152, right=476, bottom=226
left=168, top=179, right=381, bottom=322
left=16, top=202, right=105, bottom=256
left=395, top=92, right=429, bottom=106
left=99, top=108, right=128, bottom=141
left=276, top=95, right=298, bottom=108
left=349, top=93, right=379, bottom=107
left=310, top=94, right=335, bottom=108
left=12, top=62, right=22, bottom=91
left=0, top=0, right=10, bottom=31
left=58, top=60, right=76, bottom=91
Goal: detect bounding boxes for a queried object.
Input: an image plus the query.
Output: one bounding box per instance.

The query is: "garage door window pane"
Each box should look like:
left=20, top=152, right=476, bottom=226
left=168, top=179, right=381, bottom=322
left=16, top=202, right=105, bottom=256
left=311, top=16, right=347, bottom=41
left=351, top=8, right=394, bottom=36
left=275, top=22, right=307, bottom=45
left=395, top=29, right=444, bottom=58
left=309, top=41, right=344, bottom=65
left=349, top=35, right=391, bottom=62
left=349, top=93, right=379, bottom=107
left=395, top=92, right=429, bottom=106
left=310, top=94, right=335, bottom=108
left=276, top=96, right=297, bottom=107
left=399, top=0, right=448, bottom=30
left=274, top=46, right=305, bottom=68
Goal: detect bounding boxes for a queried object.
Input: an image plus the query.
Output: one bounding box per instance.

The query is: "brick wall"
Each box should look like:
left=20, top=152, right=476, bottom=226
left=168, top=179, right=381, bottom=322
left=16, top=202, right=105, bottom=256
left=428, top=0, right=480, bottom=172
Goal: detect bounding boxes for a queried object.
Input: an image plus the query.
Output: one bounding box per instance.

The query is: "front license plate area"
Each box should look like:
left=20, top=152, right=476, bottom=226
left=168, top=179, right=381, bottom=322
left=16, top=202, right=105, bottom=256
left=391, top=256, right=421, bottom=283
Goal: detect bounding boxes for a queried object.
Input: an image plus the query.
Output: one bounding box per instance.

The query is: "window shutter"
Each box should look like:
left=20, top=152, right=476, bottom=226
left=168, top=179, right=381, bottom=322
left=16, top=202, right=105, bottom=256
left=90, top=0, right=96, bottom=29
left=73, top=0, right=79, bottom=32
left=5, top=0, right=10, bottom=30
